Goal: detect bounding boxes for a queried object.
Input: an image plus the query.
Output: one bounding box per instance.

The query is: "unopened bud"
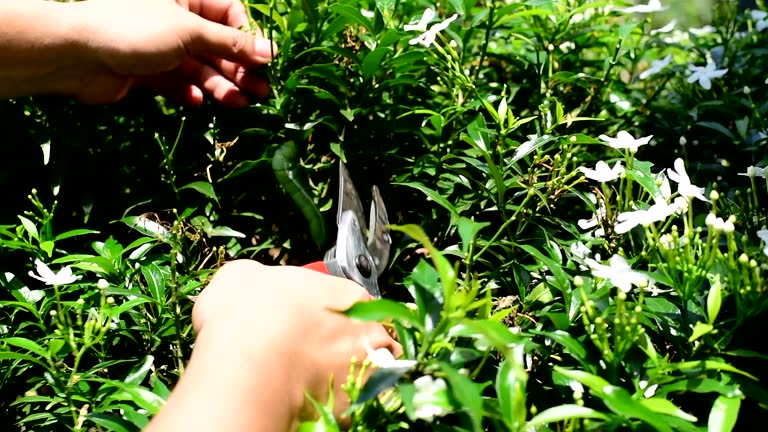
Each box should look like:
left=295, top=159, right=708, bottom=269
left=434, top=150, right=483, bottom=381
left=709, top=190, right=719, bottom=201
left=106, top=297, right=115, bottom=305
left=744, top=86, right=751, bottom=95
left=679, top=136, right=687, bottom=146
left=97, top=279, right=109, bottom=290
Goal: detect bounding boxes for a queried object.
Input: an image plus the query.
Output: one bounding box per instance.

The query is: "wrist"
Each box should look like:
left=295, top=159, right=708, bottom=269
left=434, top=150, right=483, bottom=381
left=148, top=321, right=305, bottom=432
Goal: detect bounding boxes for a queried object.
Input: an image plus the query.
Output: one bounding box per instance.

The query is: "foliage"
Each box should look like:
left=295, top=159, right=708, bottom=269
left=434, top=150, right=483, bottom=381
left=1, top=0, right=768, bottom=431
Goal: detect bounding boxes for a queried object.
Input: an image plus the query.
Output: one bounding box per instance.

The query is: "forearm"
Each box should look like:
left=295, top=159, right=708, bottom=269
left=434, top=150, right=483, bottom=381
left=145, top=322, right=302, bottom=432
left=0, top=0, right=89, bottom=99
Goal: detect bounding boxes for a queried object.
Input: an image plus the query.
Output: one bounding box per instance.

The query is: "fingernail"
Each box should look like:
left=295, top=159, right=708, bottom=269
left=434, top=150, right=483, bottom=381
left=254, top=38, right=278, bottom=60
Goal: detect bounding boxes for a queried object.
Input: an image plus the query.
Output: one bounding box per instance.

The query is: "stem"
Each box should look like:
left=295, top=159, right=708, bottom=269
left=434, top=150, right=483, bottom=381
left=471, top=0, right=496, bottom=84
left=473, top=192, right=534, bottom=261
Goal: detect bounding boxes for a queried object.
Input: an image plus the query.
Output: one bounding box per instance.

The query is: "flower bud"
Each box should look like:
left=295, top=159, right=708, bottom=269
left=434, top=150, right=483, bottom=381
left=709, top=190, right=719, bottom=201
left=49, top=310, right=57, bottom=317
left=106, top=297, right=115, bottom=305
left=679, top=136, right=687, bottom=146
left=574, top=275, right=584, bottom=287
left=739, top=253, right=749, bottom=264
left=97, top=279, right=109, bottom=290
left=724, top=220, right=735, bottom=233
left=744, top=86, right=751, bottom=95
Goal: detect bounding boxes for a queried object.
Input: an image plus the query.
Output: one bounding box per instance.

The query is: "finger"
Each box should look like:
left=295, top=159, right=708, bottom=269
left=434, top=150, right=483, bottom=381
left=186, top=15, right=277, bottom=68
left=184, top=0, right=250, bottom=28
left=176, top=58, right=250, bottom=108
left=211, top=59, right=271, bottom=99
left=136, top=74, right=204, bottom=107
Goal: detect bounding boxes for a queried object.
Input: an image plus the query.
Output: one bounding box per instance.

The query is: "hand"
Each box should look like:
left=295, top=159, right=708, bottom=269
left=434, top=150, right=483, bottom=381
left=146, top=260, right=401, bottom=431
left=70, top=0, right=276, bottom=107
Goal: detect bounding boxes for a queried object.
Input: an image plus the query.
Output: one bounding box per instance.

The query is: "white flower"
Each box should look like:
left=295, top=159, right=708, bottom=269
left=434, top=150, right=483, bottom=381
left=585, top=255, right=648, bottom=293
left=599, top=131, right=653, bottom=152
left=364, top=341, right=417, bottom=372
left=578, top=201, right=607, bottom=237
left=614, top=202, right=677, bottom=234
left=28, top=259, right=81, bottom=286
left=404, top=8, right=436, bottom=32
left=620, top=0, right=667, bottom=13
left=412, top=375, right=451, bottom=422
left=738, top=166, right=766, bottom=179
left=689, top=25, right=716, bottom=36
left=672, top=196, right=689, bottom=213
left=361, top=9, right=376, bottom=19
left=687, top=62, right=728, bottom=90
left=639, top=54, right=672, bottom=80
left=751, top=10, right=768, bottom=32
left=650, top=20, right=676, bottom=35
left=757, top=229, right=768, bottom=256
left=667, top=158, right=709, bottom=202
left=706, top=213, right=727, bottom=232
left=570, top=241, right=591, bottom=259
left=408, top=13, right=459, bottom=48
left=579, top=160, right=624, bottom=182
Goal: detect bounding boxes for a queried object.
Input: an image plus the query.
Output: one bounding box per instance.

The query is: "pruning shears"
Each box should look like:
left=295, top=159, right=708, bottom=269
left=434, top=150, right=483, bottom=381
left=302, top=163, right=391, bottom=299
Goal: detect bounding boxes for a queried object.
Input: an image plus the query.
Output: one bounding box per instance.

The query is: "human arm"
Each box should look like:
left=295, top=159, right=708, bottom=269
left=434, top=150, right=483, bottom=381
left=144, top=260, right=401, bottom=431
left=0, top=0, right=276, bottom=107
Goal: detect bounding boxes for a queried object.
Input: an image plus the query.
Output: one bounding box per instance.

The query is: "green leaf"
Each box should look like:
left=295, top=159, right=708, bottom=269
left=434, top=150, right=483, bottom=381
left=179, top=181, right=220, bottom=206
left=516, top=244, right=571, bottom=300
left=441, top=362, right=484, bottom=431
left=54, top=229, right=100, bottom=241
left=5, top=337, right=49, bottom=359
left=527, top=405, right=609, bottom=426
left=689, top=321, right=713, bottom=342
left=219, top=158, right=269, bottom=182
left=250, top=3, right=288, bottom=32
left=696, top=121, right=736, bottom=140
left=125, top=356, right=155, bottom=386
left=641, top=398, right=697, bottom=422
left=328, top=4, right=373, bottom=34
left=88, top=413, right=141, bottom=432
left=625, top=160, right=662, bottom=203
left=391, top=225, right=457, bottom=302
left=394, top=182, right=459, bottom=218
left=342, top=299, right=421, bottom=330
left=375, top=0, right=395, bottom=19
left=362, top=46, right=391, bottom=79
left=49, top=339, right=65, bottom=359
left=39, top=241, right=54, bottom=257
left=496, top=345, right=527, bottom=429
left=357, top=367, right=409, bottom=404
left=457, top=217, right=490, bottom=255
left=657, top=359, right=758, bottom=381
left=708, top=396, right=741, bottom=432
left=532, top=330, right=589, bottom=369
left=18, top=216, right=39, bottom=241
left=707, top=280, right=722, bottom=324
left=140, top=264, right=166, bottom=304
left=406, top=259, right=443, bottom=332
left=554, top=371, right=678, bottom=432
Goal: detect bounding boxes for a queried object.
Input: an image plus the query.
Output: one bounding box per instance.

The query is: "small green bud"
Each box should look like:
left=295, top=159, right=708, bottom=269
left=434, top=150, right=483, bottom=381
left=679, top=136, right=687, bottom=146
left=634, top=305, right=642, bottom=313
left=50, top=310, right=57, bottom=317
left=106, top=297, right=115, bottom=305
left=97, top=279, right=109, bottom=290
left=574, top=275, right=584, bottom=287
left=739, top=253, right=749, bottom=264
left=709, top=190, right=719, bottom=201
left=617, top=291, right=627, bottom=301
left=744, top=86, right=751, bottom=95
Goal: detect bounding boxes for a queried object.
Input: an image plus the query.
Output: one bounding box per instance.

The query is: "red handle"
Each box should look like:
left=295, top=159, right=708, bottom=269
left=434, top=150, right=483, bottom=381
left=302, top=261, right=329, bottom=274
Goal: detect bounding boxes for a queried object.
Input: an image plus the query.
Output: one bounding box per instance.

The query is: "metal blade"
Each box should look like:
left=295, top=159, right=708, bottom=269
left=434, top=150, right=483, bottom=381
left=338, top=163, right=367, bottom=237
left=367, top=185, right=390, bottom=275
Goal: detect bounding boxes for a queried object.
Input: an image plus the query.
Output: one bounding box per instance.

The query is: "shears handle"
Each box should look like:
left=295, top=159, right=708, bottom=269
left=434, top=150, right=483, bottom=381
left=302, top=261, right=329, bottom=274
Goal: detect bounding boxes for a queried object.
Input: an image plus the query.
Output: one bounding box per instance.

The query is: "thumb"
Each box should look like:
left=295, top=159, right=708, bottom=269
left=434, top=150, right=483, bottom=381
left=186, top=17, right=277, bottom=67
